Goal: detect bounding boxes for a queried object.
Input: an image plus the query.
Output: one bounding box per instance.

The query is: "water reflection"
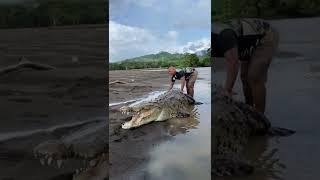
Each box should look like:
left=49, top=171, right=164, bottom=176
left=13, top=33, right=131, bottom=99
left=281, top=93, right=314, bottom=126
left=164, top=108, right=200, bottom=136
left=216, top=137, right=286, bottom=180
left=246, top=137, right=285, bottom=180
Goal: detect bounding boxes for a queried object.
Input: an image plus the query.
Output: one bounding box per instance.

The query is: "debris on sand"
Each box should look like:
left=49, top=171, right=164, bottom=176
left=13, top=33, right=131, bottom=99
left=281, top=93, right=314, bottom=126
left=0, top=56, right=56, bottom=76
left=109, top=80, right=127, bottom=85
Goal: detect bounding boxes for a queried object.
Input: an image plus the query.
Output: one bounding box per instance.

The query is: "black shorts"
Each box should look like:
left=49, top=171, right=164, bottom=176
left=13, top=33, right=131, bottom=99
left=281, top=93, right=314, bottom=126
left=212, top=29, right=238, bottom=57
left=212, top=29, right=265, bottom=61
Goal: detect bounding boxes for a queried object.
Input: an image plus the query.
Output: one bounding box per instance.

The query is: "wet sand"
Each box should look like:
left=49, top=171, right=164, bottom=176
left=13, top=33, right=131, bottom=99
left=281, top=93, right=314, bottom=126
left=109, top=68, right=211, bottom=180
left=109, top=69, right=169, bottom=103
left=0, top=25, right=107, bottom=180
left=213, top=17, right=320, bottom=180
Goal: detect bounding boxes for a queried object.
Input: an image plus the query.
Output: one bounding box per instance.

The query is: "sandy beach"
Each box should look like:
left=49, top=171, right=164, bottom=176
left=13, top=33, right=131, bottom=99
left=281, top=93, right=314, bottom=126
left=109, top=69, right=169, bottom=103
left=0, top=25, right=107, bottom=180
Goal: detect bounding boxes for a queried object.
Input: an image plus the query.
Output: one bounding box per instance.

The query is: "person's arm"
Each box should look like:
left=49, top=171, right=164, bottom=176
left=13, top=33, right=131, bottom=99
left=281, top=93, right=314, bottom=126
left=168, top=76, right=174, bottom=91
left=224, top=47, right=239, bottom=96
left=180, top=76, right=186, bottom=92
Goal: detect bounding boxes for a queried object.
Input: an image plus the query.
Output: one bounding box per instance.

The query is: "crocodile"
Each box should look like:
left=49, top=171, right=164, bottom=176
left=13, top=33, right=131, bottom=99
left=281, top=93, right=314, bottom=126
left=33, top=120, right=108, bottom=180
left=120, top=89, right=197, bottom=129
left=212, top=85, right=295, bottom=177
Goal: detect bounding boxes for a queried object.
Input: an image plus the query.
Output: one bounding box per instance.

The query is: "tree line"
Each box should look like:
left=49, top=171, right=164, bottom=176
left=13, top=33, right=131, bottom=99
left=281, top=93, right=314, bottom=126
left=213, top=0, right=320, bottom=21
left=0, top=0, right=107, bottom=28
left=109, top=53, right=211, bottom=71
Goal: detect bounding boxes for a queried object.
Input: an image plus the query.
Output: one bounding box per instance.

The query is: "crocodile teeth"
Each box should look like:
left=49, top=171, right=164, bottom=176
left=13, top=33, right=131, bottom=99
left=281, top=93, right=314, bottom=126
left=57, top=160, right=63, bottom=168
left=47, top=157, right=53, bottom=165
left=44, top=154, right=49, bottom=161
left=40, top=158, right=45, bottom=165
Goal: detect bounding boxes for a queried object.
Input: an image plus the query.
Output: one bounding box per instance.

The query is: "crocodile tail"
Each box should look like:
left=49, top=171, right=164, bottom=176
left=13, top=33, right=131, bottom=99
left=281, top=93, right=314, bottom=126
left=268, top=127, right=295, bottom=136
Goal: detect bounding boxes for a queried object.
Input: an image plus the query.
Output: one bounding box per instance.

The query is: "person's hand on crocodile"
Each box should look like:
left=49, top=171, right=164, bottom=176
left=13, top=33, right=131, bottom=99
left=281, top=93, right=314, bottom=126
left=222, top=88, right=233, bottom=98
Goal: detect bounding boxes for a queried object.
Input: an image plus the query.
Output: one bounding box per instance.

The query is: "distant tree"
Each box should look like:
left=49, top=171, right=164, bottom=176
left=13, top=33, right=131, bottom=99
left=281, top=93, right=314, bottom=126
left=183, top=53, right=200, bottom=67
left=213, top=0, right=320, bottom=21
left=201, top=56, right=211, bottom=67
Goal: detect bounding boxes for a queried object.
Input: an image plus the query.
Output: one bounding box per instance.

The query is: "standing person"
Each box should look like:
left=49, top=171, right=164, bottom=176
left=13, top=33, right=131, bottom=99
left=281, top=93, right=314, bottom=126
left=212, top=18, right=279, bottom=113
left=168, top=66, right=198, bottom=97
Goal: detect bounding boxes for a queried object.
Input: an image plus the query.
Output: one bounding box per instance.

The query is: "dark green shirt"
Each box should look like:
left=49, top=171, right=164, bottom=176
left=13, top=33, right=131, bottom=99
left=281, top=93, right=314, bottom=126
left=171, top=68, right=194, bottom=82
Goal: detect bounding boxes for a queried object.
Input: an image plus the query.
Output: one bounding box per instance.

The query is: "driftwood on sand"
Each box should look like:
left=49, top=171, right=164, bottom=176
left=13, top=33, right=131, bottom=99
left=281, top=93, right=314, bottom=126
left=0, top=57, right=56, bottom=76
left=109, top=80, right=127, bottom=85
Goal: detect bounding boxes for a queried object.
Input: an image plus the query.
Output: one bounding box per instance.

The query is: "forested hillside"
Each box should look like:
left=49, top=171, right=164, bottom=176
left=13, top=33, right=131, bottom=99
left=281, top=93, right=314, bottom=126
left=109, top=51, right=211, bottom=70
left=213, top=0, right=320, bottom=21
left=0, top=0, right=107, bottom=28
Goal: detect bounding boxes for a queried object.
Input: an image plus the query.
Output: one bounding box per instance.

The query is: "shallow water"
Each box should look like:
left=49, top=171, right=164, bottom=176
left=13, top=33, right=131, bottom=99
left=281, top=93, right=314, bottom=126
left=144, top=67, right=211, bottom=180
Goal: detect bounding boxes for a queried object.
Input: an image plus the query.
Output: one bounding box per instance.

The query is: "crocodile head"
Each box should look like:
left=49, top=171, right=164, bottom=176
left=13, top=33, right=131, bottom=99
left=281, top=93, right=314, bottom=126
left=33, top=121, right=108, bottom=180
left=121, top=106, right=163, bottom=129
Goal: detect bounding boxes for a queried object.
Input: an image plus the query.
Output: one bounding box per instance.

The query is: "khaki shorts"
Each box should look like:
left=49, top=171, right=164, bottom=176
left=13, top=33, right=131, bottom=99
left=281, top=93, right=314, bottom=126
left=248, top=27, right=279, bottom=83
left=186, top=70, right=198, bottom=87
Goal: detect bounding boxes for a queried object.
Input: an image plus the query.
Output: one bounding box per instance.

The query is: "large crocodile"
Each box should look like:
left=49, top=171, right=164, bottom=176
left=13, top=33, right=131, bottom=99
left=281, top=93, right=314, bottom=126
left=120, top=89, right=197, bottom=129
left=212, top=85, right=295, bottom=177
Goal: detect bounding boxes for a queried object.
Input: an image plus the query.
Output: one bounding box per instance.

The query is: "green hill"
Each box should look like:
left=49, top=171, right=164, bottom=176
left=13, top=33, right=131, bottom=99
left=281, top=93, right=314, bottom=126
left=118, top=51, right=184, bottom=63
left=109, top=51, right=211, bottom=70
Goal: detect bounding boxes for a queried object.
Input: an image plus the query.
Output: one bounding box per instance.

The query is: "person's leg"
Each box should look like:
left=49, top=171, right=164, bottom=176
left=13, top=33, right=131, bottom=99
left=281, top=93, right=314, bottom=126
left=186, top=80, right=190, bottom=95
left=248, top=29, right=278, bottom=113
left=240, top=61, right=253, bottom=106
left=186, top=70, right=198, bottom=97
left=248, top=60, right=269, bottom=113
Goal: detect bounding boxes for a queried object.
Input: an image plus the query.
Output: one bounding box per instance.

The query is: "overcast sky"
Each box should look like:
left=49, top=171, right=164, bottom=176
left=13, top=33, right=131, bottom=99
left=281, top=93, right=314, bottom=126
left=109, top=0, right=210, bottom=62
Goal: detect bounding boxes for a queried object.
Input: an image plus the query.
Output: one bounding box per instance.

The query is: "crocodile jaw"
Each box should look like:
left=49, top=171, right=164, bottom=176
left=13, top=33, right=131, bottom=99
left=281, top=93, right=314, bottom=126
left=72, top=154, right=108, bottom=180
left=121, top=108, right=161, bottom=129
